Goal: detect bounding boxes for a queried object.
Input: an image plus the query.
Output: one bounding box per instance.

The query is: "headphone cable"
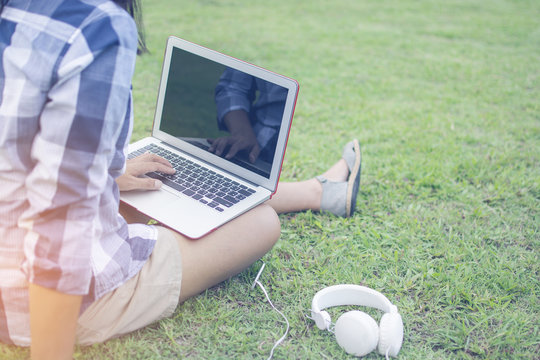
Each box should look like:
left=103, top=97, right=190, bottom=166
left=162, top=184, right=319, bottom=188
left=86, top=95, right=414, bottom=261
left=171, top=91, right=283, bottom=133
left=252, top=263, right=290, bottom=360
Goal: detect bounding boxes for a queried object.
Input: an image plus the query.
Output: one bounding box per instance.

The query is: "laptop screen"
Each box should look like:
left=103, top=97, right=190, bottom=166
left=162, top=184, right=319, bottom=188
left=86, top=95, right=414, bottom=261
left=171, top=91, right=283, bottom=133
left=158, top=47, right=289, bottom=179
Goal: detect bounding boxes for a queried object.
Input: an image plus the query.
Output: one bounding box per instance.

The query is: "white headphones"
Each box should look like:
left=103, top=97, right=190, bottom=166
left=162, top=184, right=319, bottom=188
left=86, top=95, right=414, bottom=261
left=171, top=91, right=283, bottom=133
left=311, top=284, right=403, bottom=358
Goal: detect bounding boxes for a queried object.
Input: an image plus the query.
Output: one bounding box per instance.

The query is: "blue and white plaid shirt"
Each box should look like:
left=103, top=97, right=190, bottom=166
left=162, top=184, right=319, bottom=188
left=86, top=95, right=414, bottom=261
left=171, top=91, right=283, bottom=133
left=0, top=0, right=157, bottom=346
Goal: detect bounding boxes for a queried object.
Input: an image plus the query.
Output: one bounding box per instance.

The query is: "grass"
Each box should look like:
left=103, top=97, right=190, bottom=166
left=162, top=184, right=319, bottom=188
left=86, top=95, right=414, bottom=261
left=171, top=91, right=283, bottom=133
left=2, top=0, right=539, bottom=359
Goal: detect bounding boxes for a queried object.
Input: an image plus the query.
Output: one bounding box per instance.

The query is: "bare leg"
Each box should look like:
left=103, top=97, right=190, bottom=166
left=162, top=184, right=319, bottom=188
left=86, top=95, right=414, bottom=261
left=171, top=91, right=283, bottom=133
left=171, top=204, right=280, bottom=302
left=119, top=203, right=280, bottom=303
left=266, top=158, right=349, bottom=214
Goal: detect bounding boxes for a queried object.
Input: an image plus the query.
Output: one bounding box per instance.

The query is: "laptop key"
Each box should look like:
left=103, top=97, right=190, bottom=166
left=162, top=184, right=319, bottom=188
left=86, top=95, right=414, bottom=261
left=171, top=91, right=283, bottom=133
left=214, top=197, right=233, bottom=208
left=223, top=195, right=239, bottom=204
left=238, top=189, right=252, bottom=197
left=161, top=177, right=186, bottom=193
left=183, top=189, right=196, bottom=196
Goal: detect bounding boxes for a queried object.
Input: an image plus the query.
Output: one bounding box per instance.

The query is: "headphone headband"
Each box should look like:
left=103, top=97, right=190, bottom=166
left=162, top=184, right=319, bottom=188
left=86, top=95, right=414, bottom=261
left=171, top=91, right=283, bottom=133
left=312, top=284, right=397, bottom=313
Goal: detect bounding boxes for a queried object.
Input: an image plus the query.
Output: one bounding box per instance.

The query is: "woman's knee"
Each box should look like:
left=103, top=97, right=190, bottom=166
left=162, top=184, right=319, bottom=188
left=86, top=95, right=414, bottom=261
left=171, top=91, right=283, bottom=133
left=253, top=204, right=281, bottom=248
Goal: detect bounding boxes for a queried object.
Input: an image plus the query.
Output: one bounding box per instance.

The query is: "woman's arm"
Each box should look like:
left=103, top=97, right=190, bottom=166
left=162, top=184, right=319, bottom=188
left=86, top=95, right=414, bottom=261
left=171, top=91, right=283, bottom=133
left=29, top=284, right=82, bottom=360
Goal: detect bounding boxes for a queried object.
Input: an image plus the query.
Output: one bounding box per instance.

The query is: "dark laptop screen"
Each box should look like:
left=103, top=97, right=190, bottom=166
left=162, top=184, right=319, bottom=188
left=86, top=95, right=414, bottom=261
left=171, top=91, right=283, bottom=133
left=159, top=47, right=289, bottom=179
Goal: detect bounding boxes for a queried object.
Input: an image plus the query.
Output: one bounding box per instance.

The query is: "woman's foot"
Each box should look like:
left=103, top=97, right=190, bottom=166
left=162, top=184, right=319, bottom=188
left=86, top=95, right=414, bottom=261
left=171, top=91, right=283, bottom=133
left=320, top=158, right=349, bottom=183
left=264, top=140, right=361, bottom=216
left=316, top=139, right=362, bottom=217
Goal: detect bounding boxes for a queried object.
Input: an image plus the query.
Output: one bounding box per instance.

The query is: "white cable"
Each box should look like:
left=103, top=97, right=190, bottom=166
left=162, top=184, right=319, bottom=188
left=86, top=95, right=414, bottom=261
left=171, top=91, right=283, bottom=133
left=255, top=280, right=290, bottom=360
left=252, top=263, right=290, bottom=360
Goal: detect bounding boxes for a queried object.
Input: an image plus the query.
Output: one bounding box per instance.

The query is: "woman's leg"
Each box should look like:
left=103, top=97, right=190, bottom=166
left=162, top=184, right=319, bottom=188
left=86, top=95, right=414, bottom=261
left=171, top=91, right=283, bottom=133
left=172, top=204, right=280, bottom=302
left=265, top=158, right=349, bottom=214
left=120, top=202, right=281, bottom=303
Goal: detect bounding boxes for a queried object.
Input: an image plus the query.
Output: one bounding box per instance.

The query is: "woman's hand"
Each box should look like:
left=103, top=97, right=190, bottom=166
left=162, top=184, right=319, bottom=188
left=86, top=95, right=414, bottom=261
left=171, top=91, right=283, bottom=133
left=116, top=153, right=175, bottom=191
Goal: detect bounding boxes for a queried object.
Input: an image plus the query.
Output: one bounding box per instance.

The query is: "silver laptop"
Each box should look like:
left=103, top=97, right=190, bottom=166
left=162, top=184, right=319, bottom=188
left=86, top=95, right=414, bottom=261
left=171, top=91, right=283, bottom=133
left=120, top=36, right=299, bottom=239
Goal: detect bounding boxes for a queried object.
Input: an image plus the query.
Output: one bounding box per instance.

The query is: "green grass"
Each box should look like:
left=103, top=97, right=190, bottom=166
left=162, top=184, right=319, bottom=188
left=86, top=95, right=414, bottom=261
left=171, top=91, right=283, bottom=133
left=2, top=0, right=539, bottom=359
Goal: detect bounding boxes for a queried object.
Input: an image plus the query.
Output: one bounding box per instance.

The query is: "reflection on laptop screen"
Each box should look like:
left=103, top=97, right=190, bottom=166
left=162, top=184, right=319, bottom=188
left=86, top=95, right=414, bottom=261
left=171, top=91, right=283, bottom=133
left=160, top=47, right=289, bottom=179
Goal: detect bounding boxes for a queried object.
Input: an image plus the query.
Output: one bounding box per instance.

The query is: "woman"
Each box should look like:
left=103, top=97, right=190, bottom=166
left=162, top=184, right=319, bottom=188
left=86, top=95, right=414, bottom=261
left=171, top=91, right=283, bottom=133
left=0, top=1, right=361, bottom=359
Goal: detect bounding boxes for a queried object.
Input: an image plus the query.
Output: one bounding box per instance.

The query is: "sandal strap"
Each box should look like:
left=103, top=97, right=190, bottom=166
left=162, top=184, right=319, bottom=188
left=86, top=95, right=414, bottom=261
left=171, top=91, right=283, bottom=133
left=342, top=141, right=357, bottom=171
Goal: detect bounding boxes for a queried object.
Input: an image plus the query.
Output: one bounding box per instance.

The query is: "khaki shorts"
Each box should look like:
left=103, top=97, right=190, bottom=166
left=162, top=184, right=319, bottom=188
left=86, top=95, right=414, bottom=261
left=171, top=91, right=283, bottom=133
left=76, top=226, right=182, bottom=345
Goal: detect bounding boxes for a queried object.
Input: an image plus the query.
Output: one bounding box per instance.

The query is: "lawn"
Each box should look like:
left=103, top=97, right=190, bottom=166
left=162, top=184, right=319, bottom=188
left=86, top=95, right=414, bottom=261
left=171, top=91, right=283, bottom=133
left=1, top=0, right=538, bottom=359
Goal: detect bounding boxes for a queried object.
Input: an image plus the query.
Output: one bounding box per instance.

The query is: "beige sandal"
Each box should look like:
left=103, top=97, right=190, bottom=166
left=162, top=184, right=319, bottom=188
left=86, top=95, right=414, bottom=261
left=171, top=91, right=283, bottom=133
left=316, top=139, right=362, bottom=217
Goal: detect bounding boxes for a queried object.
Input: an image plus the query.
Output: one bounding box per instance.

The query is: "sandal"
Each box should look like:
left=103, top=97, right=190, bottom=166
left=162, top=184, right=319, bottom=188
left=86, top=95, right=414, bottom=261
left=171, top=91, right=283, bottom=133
left=316, top=139, right=362, bottom=217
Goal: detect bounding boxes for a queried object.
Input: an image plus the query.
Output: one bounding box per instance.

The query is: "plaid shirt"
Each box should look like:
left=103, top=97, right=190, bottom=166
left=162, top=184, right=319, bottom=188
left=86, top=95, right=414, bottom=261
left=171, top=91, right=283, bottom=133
left=215, top=68, right=287, bottom=162
left=0, top=0, right=157, bottom=346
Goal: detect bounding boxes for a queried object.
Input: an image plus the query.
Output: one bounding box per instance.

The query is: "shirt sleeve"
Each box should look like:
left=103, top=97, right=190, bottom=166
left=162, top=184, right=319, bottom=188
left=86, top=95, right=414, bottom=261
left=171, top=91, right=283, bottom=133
left=19, top=12, right=138, bottom=295
left=214, top=68, right=256, bottom=128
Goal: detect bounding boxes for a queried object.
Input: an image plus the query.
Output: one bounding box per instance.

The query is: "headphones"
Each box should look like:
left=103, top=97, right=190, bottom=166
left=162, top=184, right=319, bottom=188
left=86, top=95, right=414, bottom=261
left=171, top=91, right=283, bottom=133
left=311, top=284, right=403, bottom=358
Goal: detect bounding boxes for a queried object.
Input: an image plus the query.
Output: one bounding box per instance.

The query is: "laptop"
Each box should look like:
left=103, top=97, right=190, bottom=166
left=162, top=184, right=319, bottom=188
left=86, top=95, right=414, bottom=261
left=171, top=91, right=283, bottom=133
left=120, top=36, right=299, bottom=239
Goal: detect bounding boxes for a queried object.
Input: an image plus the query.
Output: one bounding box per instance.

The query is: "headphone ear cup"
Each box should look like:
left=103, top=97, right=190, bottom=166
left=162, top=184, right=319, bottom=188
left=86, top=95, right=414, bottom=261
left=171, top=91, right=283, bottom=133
left=313, top=310, right=332, bottom=330
left=377, top=312, right=404, bottom=357
left=320, top=310, right=331, bottom=329
left=334, top=310, right=379, bottom=357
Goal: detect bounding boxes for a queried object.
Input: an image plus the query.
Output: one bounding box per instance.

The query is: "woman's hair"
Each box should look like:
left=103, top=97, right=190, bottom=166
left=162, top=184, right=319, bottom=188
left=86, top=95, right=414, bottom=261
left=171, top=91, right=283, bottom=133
left=114, top=0, right=147, bottom=53
left=0, top=0, right=147, bottom=53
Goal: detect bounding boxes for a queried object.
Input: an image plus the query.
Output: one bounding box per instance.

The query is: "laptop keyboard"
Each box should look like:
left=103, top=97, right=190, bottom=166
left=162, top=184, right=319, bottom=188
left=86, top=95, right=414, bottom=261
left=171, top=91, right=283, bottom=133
left=128, top=143, right=256, bottom=212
